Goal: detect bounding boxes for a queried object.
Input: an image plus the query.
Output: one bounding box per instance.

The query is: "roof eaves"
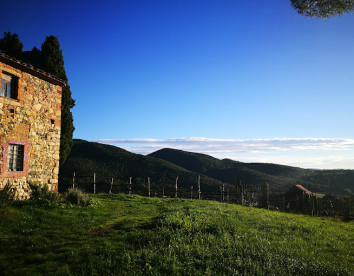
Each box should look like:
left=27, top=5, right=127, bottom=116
left=0, top=53, right=67, bottom=87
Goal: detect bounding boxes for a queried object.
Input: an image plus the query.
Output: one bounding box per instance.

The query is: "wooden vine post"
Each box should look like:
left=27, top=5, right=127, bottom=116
left=109, top=178, right=114, bottom=194
left=72, top=172, right=75, bottom=189
left=93, top=173, right=96, bottom=194
left=221, top=184, right=225, bottom=202
left=175, top=177, right=178, bottom=198
left=198, top=175, right=201, bottom=200
left=148, top=177, right=151, bottom=197
left=235, top=178, right=242, bottom=205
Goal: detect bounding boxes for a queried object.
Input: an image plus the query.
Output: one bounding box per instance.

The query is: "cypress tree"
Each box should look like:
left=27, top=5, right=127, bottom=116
left=40, top=36, right=75, bottom=165
left=22, top=47, right=42, bottom=68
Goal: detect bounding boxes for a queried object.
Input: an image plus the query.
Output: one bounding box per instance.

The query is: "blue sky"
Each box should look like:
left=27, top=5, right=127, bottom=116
left=1, top=0, right=354, bottom=169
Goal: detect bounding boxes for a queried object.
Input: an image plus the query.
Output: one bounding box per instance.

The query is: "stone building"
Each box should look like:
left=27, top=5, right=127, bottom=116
left=0, top=53, right=66, bottom=199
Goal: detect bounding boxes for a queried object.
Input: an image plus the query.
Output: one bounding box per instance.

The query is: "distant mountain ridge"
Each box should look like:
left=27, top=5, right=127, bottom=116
left=149, top=148, right=354, bottom=195
left=59, top=140, right=354, bottom=196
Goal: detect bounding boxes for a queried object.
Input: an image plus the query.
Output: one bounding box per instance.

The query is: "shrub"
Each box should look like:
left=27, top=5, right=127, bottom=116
left=28, top=182, right=62, bottom=205
left=0, top=182, right=16, bottom=208
left=64, top=188, right=92, bottom=206
left=28, top=183, right=91, bottom=207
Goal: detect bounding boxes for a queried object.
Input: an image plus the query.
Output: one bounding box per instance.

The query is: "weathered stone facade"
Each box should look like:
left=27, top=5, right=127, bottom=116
left=0, top=54, right=65, bottom=199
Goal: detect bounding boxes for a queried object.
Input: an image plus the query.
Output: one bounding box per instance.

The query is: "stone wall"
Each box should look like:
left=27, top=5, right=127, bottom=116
left=0, top=61, right=62, bottom=199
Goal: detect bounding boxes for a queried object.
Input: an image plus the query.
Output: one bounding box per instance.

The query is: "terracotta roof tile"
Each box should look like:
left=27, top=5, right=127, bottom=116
left=295, top=184, right=312, bottom=195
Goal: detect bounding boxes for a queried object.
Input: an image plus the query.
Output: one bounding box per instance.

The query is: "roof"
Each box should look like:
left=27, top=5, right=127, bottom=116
left=294, top=185, right=312, bottom=195
left=0, top=53, right=66, bottom=87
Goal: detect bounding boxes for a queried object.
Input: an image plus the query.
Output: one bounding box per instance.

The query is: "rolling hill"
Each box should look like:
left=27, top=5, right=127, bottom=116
left=59, top=140, right=354, bottom=197
left=59, top=139, right=226, bottom=195
left=149, top=148, right=354, bottom=195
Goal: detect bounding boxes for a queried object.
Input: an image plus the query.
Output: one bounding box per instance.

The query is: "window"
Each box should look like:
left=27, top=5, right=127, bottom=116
left=1, top=141, right=29, bottom=177
left=7, top=144, right=24, bottom=171
left=0, top=72, right=17, bottom=99
left=9, top=108, right=15, bottom=118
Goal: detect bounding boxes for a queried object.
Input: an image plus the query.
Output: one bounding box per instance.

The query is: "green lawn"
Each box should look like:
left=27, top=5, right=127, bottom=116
left=0, top=194, right=353, bottom=275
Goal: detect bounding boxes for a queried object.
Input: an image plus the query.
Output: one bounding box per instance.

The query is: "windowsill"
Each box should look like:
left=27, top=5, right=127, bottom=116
left=0, top=96, right=20, bottom=105
left=1, top=171, right=27, bottom=178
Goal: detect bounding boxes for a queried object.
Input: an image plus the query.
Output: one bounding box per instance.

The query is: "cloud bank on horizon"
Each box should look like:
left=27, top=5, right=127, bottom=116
left=95, top=137, right=354, bottom=170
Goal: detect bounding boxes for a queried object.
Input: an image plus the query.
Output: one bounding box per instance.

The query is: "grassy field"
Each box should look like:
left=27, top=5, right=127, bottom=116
left=0, top=194, right=353, bottom=275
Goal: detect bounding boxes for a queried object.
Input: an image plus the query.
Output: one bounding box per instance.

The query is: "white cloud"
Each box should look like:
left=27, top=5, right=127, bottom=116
left=96, top=137, right=354, bottom=153
left=235, top=155, right=354, bottom=170
left=95, top=137, right=354, bottom=169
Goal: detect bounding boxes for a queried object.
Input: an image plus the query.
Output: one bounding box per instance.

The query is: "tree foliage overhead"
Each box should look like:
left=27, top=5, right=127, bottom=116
left=0, top=32, right=23, bottom=59
left=0, top=32, right=75, bottom=165
left=291, top=0, right=354, bottom=18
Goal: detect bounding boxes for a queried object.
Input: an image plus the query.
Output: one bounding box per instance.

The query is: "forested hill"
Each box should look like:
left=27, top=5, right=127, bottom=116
left=59, top=140, right=354, bottom=196
left=58, top=139, right=225, bottom=193
left=149, top=148, right=354, bottom=195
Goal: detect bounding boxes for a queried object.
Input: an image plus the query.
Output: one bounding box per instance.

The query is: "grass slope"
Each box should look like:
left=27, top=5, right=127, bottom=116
left=149, top=148, right=354, bottom=195
left=0, top=195, right=353, bottom=275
